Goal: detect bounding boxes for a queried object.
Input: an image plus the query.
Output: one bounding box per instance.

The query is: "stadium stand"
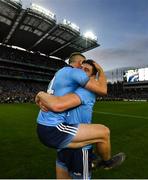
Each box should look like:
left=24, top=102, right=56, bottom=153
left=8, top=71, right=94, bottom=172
left=0, top=0, right=99, bottom=59
left=3, top=1, right=147, bottom=102
left=0, top=0, right=99, bottom=103
left=99, top=81, right=148, bottom=101
left=0, top=44, right=65, bottom=103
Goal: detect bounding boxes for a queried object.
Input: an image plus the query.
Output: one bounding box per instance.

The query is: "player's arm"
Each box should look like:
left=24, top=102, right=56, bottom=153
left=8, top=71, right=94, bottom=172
left=35, top=91, right=81, bottom=112
left=85, top=62, right=107, bottom=95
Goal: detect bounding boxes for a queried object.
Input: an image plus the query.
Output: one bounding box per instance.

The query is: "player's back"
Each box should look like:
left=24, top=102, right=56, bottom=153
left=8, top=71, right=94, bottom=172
left=37, top=66, right=89, bottom=126
left=51, top=67, right=80, bottom=95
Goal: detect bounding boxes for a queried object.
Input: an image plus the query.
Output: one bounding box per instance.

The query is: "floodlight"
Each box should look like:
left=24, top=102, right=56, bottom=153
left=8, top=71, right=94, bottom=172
left=83, top=31, right=97, bottom=41
left=62, top=19, right=80, bottom=32
left=30, top=3, right=56, bottom=20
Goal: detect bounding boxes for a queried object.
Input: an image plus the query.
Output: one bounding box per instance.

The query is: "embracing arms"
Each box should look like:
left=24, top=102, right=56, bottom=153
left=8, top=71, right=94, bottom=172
left=35, top=92, right=81, bottom=112
left=35, top=61, right=107, bottom=112
left=85, top=62, right=107, bottom=95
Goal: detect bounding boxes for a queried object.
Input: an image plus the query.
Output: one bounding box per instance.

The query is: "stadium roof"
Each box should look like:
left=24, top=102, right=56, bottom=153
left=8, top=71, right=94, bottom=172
left=0, top=0, right=99, bottom=59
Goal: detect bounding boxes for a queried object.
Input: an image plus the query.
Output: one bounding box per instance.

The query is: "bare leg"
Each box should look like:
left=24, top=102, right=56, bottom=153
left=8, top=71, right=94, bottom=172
left=56, top=166, right=71, bottom=179
left=67, top=124, right=111, bottom=161
left=96, top=130, right=111, bottom=160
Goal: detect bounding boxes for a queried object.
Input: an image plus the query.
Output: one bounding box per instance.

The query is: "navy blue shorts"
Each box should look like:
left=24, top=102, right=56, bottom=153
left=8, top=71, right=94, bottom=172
left=56, top=147, right=93, bottom=179
left=37, top=123, right=79, bottom=149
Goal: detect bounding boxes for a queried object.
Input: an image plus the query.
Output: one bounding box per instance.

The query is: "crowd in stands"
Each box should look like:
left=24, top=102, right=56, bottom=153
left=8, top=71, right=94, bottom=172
left=0, top=79, right=48, bottom=103
left=0, top=44, right=148, bottom=103
left=99, top=81, right=148, bottom=101
left=1, top=79, right=148, bottom=104
left=0, top=67, right=54, bottom=81
left=0, top=44, right=66, bottom=70
left=0, top=45, right=67, bottom=103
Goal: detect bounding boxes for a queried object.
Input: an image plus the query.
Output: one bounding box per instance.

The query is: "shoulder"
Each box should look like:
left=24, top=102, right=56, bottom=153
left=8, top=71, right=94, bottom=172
left=56, top=67, right=72, bottom=74
left=60, top=66, right=71, bottom=71
left=71, top=68, right=87, bottom=75
left=72, top=68, right=84, bottom=72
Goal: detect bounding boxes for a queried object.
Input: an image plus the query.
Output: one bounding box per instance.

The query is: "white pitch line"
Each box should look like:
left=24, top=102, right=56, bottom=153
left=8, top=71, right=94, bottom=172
left=94, top=111, right=148, bottom=120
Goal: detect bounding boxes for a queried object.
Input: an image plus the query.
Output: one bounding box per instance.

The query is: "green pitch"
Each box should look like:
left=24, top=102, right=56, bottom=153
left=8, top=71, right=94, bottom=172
left=0, top=101, right=148, bottom=179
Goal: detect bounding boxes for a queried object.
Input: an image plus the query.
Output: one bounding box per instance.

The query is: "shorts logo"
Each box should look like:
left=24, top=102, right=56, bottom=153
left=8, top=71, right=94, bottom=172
left=73, top=172, right=82, bottom=176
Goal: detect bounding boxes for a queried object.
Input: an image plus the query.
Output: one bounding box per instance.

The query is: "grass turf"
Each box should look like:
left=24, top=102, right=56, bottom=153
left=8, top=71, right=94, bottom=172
left=0, top=101, right=148, bottom=179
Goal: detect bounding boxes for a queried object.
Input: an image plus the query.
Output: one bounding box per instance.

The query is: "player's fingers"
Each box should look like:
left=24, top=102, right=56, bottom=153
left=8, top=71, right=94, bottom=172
left=40, top=105, right=48, bottom=112
left=93, top=62, right=102, bottom=70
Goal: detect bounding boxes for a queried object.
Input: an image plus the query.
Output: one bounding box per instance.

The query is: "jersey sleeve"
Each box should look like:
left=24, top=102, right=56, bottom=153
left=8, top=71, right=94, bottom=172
left=71, top=68, right=89, bottom=87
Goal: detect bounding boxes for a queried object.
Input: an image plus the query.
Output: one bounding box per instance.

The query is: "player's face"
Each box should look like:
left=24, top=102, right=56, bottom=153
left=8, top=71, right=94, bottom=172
left=82, top=63, right=93, bottom=77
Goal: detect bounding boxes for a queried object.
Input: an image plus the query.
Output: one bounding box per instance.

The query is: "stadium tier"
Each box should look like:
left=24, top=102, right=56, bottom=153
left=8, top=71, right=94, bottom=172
left=0, top=0, right=100, bottom=103
left=0, top=44, right=66, bottom=81
left=0, top=43, right=67, bottom=103
left=0, top=0, right=99, bottom=59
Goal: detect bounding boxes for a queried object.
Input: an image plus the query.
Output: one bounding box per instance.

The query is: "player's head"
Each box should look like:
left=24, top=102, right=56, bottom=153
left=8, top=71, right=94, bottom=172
left=69, top=52, right=86, bottom=68
left=82, top=59, right=98, bottom=77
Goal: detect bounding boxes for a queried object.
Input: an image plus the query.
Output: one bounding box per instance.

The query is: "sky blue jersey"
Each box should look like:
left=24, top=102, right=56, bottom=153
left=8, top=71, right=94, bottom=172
left=37, top=66, right=89, bottom=126
left=66, top=87, right=96, bottom=125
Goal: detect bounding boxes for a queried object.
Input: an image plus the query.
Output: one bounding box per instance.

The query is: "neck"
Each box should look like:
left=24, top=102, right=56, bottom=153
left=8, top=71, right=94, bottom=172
left=90, top=75, right=96, bottom=79
left=70, top=63, right=76, bottom=68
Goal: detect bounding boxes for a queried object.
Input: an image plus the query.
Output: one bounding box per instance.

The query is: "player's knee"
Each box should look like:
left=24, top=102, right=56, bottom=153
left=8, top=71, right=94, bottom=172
left=103, top=126, right=110, bottom=139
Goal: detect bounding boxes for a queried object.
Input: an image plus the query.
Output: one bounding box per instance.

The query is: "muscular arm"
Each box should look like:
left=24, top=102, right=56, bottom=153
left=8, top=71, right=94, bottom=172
left=35, top=91, right=81, bottom=112
left=85, top=63, right=107, bottom=95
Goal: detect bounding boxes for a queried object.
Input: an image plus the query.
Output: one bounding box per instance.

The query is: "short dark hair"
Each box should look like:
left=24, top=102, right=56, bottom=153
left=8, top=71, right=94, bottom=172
left=69, top=52, right=86, bottom=64
left=82, top=59, right=98, bottom=75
